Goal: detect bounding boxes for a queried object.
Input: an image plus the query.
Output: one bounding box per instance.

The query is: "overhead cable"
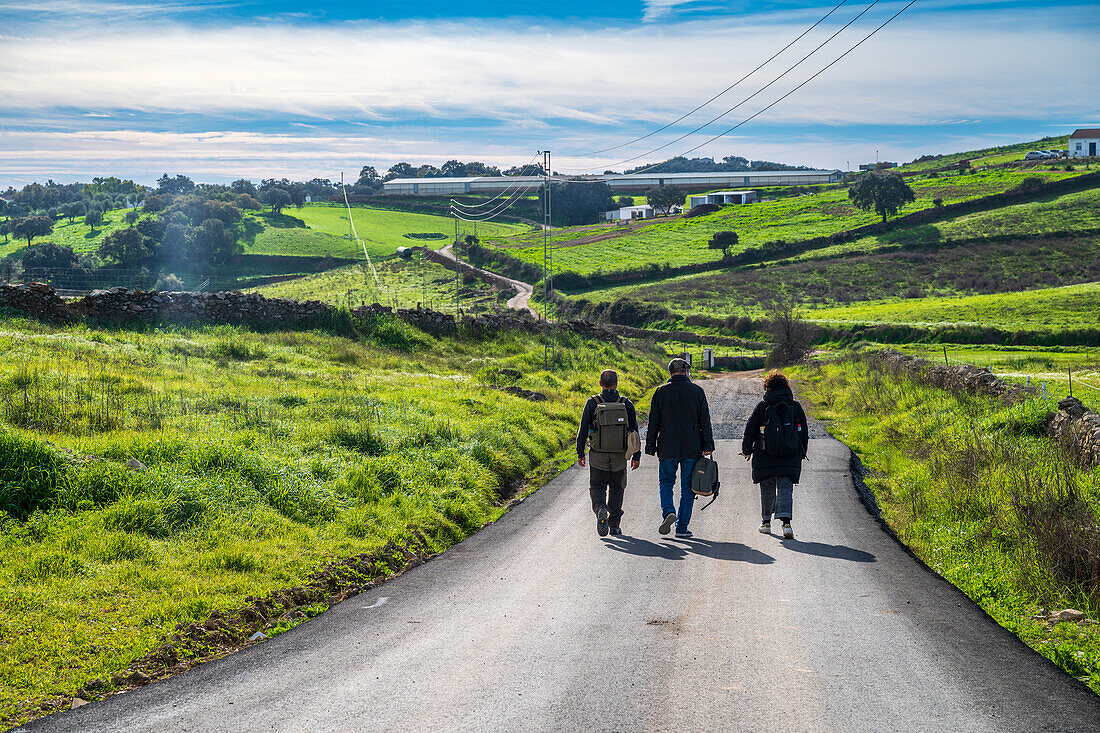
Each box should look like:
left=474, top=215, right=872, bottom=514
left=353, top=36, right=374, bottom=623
left=573, top=0, right=851, bottom=157
left=663, top=0, right=918, bottom=161
left=449, top=153, right=542, bottom=212
left=572, top=0, right=882, bottom=172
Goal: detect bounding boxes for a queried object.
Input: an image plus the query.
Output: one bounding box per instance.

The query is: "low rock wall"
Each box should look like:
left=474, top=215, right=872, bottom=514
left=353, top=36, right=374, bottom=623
left=1046, top=396, right=1100, bottom=468
left=867, top=349, right=1037, bottom=403
left=865, top=349, right=1100, bottom=468
left=0, top=283, right=617, bottom=343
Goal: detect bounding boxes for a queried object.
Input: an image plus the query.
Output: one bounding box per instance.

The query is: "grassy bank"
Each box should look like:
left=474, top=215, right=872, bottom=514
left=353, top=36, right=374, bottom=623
left=795, top=355, right=1100, bottom=692
left=257, top=258, right=501, bottom=312
left=0, top=313, right=663, bottom=727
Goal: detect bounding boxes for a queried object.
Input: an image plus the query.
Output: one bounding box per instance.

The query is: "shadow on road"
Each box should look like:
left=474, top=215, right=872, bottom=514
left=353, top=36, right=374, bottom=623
left=778, top=538, right=876, bottom=563
left=601, top=536, right=688, bottom=560
left=671, top=537, right=775, bottom=564
left=601, top=535, right=776, bottom=564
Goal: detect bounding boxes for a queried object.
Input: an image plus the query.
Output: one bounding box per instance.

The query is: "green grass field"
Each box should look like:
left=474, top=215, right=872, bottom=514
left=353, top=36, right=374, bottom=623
left=795, top=355, right=1100, bottom=693
left=0, top=313, right=663, bottom=727
left=805, top=281, right=1100, bottom=331
left=895, top=135, right=1070, bottom=172
left=258, top=257, right=501, bottom=313
left=0, top=208, right=140, bottom=260
left=487, top=168, right=1081, bottom=276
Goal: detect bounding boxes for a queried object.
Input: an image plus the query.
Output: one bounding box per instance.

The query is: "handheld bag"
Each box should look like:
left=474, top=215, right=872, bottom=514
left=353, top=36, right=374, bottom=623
left=590, top=395, right=629, bottom=453
left=691, top=456, right=721, bottom=510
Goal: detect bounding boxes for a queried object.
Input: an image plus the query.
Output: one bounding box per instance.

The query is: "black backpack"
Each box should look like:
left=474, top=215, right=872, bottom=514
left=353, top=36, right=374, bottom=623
left=691, top=456, right=721, bottom=510
left=762, top=401, right=801, bottom=458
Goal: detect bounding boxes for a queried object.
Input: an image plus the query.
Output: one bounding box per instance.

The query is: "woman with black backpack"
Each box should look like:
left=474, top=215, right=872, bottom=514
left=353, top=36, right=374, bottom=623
left=740, top=371, right=809, bottom=539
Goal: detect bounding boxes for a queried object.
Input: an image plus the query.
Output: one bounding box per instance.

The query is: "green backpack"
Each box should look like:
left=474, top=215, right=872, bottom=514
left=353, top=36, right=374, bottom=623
left=589, top=395, right=628, bottom=453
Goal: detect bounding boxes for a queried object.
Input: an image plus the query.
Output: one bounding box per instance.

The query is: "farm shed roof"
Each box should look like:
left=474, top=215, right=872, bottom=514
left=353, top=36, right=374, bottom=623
left=1069, top=129, right=1100, bottom=138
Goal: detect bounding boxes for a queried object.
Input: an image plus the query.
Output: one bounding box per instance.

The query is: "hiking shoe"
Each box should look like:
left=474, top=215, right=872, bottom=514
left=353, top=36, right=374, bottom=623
left=659, top=512, right=677, bottom=535
left=609, top=527, right=623, bottom=536
left=675, top=529, right=694, bottom=539
left=597, top=508, right=610, bottom=537
left=758, top=521, right=771, bottom=534
left=782, top=522, right=794, bottom=540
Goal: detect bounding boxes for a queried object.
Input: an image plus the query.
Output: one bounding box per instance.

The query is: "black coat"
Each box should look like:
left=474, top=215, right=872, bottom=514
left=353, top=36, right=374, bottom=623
left=741, top=387, right=809, bottom=484
left=644, top=374, right=715, bottom=460
left=576, top=389, right=641, bottom=461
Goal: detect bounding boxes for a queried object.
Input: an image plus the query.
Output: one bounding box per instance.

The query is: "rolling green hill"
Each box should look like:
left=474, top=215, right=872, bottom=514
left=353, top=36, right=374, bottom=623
left=486, top=167, right=1081, bottom=276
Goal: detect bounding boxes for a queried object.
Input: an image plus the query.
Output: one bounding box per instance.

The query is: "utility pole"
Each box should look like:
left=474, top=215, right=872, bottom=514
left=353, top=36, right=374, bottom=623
left=453, top=215, right=460, bottom=315
left=541, top=150, right=553, bottom=369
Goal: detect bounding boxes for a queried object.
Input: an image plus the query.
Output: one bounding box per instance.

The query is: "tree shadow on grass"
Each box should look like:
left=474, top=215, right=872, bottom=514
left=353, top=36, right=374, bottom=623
left=779, top=538, right=876, bottom=563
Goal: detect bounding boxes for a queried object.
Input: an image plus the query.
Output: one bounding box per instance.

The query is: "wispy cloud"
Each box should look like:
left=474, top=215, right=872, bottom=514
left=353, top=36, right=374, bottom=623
left=0, top=5, right=1095, bottom=184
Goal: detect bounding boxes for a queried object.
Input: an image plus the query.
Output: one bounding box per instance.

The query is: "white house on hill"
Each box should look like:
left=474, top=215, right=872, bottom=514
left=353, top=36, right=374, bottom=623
left=1070, top=129, right=1100, bottom=157
left=603, top=205, right=655, bottom=221
left=687, top=190, right=758, bottom=208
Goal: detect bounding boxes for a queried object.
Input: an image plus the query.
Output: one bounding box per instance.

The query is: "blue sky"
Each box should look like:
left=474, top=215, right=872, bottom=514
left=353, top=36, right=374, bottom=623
left=1, top=1, right=1098, bottom=186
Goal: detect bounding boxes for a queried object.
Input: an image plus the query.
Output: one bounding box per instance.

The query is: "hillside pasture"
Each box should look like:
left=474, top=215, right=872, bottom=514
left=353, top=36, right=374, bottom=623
left=0, top=208, right=139, bottom=260
left=805, top=281, right=1100, bottom=332
left=489, top=168, right=1082, bottom=276
left=568, top=236, right=1100, bottom=319
left=0, top=314, right=663, bottom=727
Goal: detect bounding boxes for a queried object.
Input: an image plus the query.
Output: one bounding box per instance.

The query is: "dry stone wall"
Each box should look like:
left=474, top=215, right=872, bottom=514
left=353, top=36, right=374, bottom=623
left=866, top=349, right=1100, bottom=468
left=1046, top=396, right=1100, bottom=468
left=0, top=282, right=617, bottom=342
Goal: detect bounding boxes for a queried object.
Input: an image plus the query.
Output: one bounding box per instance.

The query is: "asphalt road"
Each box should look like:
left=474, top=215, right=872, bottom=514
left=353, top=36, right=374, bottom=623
left=26, top=377, right=1100, bottom=732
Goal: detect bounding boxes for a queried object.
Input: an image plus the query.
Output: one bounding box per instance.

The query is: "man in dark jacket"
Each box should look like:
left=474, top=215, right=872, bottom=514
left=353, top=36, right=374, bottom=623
left=644, top=358, right=714, bottom=538
left=577, top=369, right=641, bottom=537
left=741, top=371, right=809, bottom=539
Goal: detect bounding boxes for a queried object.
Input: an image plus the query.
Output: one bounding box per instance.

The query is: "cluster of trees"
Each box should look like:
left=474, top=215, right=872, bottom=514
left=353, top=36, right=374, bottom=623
left=373, top=160, right=546, bottom=184
left=547, top=181, right=615, bottom=226
left=645, top=185, right=685, bottom=216
left=622, top=155, right=812, bottom=175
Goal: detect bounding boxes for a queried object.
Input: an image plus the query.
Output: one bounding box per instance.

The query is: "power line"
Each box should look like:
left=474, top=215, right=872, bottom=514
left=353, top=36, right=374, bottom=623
left=572, top=0, right=883, bottom=172
left=573, top=0, right=851, bottom=157
left=450, top=180, right=542, bottom=222
left=662, top=0, right=918, bottom=161
left=449, top=154, right=542, bottom=212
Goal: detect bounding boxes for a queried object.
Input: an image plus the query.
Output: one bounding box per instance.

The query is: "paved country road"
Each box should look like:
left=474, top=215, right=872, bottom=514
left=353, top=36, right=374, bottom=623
left=25, top=378, right=1100, bottom=732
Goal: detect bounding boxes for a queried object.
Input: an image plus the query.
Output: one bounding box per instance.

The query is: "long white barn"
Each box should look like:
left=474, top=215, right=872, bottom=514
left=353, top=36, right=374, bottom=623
left=382, top=169, right=844, bottom=196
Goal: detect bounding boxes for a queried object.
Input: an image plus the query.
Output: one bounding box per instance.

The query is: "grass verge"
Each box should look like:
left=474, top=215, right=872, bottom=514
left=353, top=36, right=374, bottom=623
left=0, top=314, right=664, bottom=728
left=794, top=355, right=1100, bottom=693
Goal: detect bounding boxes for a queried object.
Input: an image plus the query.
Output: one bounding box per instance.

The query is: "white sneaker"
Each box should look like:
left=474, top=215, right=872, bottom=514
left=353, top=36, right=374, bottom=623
left=758, top=521, right=771, bottom=534
left=782, top=522, right=794, bottom=540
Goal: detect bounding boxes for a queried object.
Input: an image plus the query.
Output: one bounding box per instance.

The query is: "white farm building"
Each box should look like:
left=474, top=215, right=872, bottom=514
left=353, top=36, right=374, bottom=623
left=603, top=205, right=656, bottom=221
left=687, top=190, right=758, bottom=208
left=382, top=169, right=843, bottom=196
left=1070, top=129, right=1100, bottom=158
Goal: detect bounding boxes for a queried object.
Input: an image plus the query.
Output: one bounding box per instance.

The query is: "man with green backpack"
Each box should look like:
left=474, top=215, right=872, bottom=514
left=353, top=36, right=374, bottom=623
left=577, top=369, right=641, bottom=537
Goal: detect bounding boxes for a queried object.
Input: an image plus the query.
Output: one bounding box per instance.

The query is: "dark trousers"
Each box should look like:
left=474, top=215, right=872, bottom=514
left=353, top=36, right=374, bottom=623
left=590, top=466, right=626, bottom=529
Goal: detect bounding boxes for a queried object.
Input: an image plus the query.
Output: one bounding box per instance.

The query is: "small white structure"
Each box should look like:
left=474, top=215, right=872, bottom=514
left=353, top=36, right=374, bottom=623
left=687, top=190, right=758, bottom=208
left=603, top=204, right=655, bottom=221
left=1070, top=129, right=1100, bottom=158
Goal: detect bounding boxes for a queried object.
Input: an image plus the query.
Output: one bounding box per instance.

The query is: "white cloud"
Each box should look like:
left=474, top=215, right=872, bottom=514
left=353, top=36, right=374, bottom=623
left=0, top=5, right=1096, bottom=183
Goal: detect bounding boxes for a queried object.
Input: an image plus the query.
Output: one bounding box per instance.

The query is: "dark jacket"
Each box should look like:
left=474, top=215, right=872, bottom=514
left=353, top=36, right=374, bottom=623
left=577, top=389, right=642, bottom=462
left=644, top=374, right=715, bottom=460
left=741, top=387, right=809, bottom=484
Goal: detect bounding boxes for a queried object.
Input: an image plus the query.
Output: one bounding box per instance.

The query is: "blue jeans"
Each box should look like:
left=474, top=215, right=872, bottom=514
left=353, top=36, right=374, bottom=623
left=760, top=476, right=794, bottom=521
left=659, top=457, right=698, bottom=532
